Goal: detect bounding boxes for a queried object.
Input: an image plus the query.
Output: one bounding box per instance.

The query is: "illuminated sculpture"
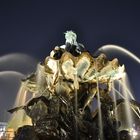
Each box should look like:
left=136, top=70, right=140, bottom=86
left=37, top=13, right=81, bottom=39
left=8, top=31, right=140, bottom=140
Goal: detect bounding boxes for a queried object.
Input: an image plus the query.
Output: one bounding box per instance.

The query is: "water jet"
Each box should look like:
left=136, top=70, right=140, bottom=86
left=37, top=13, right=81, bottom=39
left=6, top=31, right=140, bottom=140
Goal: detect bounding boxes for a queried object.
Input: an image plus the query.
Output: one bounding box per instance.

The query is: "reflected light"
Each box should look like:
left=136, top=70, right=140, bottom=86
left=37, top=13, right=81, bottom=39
left=129, top=127, right=138, bottom=139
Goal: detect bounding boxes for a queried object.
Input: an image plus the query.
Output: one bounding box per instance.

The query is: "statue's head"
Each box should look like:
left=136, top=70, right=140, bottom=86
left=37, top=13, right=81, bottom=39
left=64, top=31, right=77, bottom=46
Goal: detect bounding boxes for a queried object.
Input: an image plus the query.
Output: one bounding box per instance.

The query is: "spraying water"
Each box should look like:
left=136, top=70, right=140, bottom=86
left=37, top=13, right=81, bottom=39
left=121, top=73, right=133, bottom=130
left=5, top=32, right=140, bottom=140
left=14, top=81, right=28, bottom=107
left=36, top=63, right=46, bottom=96
left=111, top=82, right=120, bottom=138
left=118, top=73, right=135, bottom=100
left=0, top=71, right=24, bottom=77
left=0, top=53, right=37, bottom=130
left=95, top=44, right=140, bottom=64
left=0, top=53, right=36, bottom=63
left=0, top=53, right=38, bottom=75
left=112, top=87, right=126, bottom=99
left=7, top=81, right=32, bottom=130
left=95, top=44, right=140, bottom=132
left=112, top=74, right=133, bottom=129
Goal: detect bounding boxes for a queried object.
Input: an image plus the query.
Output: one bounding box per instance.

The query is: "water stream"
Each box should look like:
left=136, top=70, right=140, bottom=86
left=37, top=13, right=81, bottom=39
left=6, top=44, right=140, bottom=139
left=111, top=82, right=120, bottom=139
left=121, top=73, right=133, bottom=130
left=7, top=81, right=32, bottom=130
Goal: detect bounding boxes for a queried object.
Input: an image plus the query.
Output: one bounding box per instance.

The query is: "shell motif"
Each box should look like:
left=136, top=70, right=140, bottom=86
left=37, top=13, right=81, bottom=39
left=45, top=51, right=125, bottom=85
left=22, top=49, right=125, bottom=98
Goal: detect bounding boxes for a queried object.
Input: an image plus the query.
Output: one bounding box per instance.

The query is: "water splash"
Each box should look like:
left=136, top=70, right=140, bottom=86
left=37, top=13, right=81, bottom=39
left=0, top=53, right=38, bottom=129
left=111, top=81, right=120, bottom=140
left=95, top=44, right=140, bottom=64
left=111, top=73, right=134, bottom=130
left=110, top=72, right=139, bottom=133
left=36, top=63, right=46, bottom=96
left=0, top=53, right=38, bottom=75
left=121, top=73, right=133, bottom=130
left=14, top=81, right=28, bottom=107
left=111, top=87, right=126, bottom=99
left=118, top=73, right=135, bottom=100
left=0, top=71, right=25, bottom=122
left=95, top=44, right=139, bottom=132
left=7, top=81, right=32, bottom=130
left=0, top=71, right=25, bottom=77
left=0, top=53, right=37, bottom=64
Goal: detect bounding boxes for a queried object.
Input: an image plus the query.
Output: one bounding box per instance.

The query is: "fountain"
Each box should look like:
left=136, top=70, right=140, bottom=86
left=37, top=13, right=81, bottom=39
left=7, top=31, right=140, bottom=140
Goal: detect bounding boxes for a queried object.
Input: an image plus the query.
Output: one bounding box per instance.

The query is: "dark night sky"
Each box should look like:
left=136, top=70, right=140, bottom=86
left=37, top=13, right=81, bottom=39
left=0, top=0, right=140, bottom=122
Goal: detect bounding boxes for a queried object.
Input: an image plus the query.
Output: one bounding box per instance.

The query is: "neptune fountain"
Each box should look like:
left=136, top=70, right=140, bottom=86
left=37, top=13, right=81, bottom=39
left=8, top=31, right=140, bottom=140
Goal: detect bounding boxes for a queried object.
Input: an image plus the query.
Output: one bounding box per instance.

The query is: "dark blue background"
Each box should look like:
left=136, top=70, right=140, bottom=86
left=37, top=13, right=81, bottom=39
left=0, top=0, right=140, bottom=121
